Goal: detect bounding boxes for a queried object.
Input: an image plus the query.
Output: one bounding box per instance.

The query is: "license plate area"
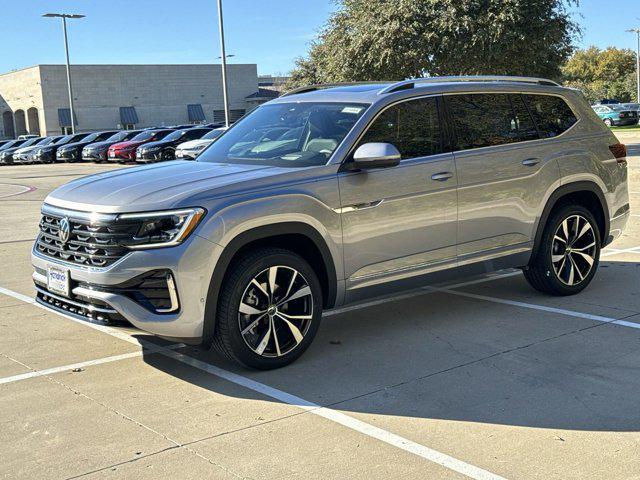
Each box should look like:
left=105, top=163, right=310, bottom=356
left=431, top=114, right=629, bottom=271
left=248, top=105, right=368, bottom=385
left=47, top=266, right=70, bottom=297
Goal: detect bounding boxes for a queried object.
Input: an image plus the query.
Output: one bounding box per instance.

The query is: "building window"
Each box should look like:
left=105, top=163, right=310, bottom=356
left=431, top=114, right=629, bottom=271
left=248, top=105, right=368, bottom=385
left=61, top=126, right=73, bottom=135
left=123, top=124, right=136, bottom=130
left=213, top=109, right=245, bottom=123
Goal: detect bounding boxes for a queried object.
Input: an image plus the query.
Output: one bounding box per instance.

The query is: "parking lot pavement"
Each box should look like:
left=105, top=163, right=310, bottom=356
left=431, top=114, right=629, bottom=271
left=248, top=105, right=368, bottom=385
left=1, top=151, right=640, bottom=480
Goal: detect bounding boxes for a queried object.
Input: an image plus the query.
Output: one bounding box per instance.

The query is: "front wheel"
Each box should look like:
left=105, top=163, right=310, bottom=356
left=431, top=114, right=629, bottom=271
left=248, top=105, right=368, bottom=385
left=604, top=118, right=613, bottom=127
left=213, top=247, right=323, bottom=369
left=524, top=205, right=601, bottom=295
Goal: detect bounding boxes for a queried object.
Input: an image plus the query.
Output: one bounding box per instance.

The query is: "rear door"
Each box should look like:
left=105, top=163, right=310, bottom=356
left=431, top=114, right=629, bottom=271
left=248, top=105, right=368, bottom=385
left=445, top=92, right=566, bottom=264
left=338, top=96, right=458, bottom=296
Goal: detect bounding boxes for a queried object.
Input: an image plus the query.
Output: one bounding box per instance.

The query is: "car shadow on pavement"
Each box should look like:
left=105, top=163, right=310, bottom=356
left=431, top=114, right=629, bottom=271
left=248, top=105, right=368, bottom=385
left=138, top=259, right=640, bottom=432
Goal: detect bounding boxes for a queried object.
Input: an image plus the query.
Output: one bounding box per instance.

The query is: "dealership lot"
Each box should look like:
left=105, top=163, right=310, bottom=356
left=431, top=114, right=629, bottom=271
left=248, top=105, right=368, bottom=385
left=1, top=152, right=640, bottom=479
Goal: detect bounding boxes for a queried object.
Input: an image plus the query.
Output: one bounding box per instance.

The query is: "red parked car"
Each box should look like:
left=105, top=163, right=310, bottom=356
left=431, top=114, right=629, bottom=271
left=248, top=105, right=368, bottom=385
left=107, top=129, right=175, bottom=162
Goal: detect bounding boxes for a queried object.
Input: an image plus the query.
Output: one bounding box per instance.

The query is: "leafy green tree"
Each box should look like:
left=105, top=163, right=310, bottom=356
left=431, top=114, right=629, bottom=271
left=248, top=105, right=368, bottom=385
left=561, top=46, right=637, bottom=103
left=287, top=0, right=580, bottom=89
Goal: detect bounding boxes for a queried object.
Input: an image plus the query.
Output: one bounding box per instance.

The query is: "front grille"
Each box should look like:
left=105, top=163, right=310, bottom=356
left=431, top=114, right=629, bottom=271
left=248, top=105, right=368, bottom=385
left=36, top=214, right=139, bottom=267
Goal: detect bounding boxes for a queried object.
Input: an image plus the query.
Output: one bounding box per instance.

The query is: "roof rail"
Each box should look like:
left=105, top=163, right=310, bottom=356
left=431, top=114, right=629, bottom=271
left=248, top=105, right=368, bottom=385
left=282, top=81, right=391, bottom=97
left=378, top=76, right=561, bottom=95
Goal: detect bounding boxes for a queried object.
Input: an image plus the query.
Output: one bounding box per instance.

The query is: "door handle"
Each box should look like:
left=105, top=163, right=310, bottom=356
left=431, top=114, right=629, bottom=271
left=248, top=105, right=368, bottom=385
left=431, top=172, right=454, bottom=181
left=521, top=158, right=540, bottom=167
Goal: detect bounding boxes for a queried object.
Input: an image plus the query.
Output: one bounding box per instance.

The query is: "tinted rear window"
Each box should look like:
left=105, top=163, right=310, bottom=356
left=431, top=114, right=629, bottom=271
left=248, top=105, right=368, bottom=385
left=446, top=93, right=534, bottom=150
left=523, top=94, right=577, bottom=138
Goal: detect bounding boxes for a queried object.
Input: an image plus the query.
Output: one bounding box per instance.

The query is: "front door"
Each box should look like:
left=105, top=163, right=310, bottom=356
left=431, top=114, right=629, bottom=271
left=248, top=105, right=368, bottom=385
left=338, top=96, right=458, bottom=299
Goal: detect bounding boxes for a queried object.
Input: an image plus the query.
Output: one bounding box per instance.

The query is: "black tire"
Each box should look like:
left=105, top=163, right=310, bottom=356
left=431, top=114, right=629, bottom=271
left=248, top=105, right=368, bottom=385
left=213, top=247, right=323, bottom=369
left=524, top=204, right=601, bottom=296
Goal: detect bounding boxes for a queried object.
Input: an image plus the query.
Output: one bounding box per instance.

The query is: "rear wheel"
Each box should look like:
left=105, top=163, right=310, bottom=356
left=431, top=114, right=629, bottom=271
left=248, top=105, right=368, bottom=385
left=213, top=247, right=323, bottom=369
left=524, top=204, right=601, bottom=295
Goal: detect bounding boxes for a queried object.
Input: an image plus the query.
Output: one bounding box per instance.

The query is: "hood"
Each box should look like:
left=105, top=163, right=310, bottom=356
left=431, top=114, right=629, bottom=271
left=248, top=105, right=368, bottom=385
left=84, top=140, right=116, bottom=150
left=110, top=140, right=143, bottom=150
left=178, top=139, right=213, bottom=150
left=14, top=145, right=41, bottom=155
left=59, top=141, right=85, bottom=151
left=44, top=160, right=299, bottom=213
left=139, top=139, right=169, bottom=150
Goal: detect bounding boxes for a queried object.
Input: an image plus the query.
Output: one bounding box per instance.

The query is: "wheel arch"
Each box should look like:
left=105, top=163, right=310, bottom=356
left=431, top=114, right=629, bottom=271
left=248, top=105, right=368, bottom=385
left=201, top=222, right=337, bottom=348
left=532, top=181, right=610, bottom=259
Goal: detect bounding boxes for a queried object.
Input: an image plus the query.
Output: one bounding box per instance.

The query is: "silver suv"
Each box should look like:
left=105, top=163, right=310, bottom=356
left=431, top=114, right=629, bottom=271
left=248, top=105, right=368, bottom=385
left=32, top=76, right=630, bottom=369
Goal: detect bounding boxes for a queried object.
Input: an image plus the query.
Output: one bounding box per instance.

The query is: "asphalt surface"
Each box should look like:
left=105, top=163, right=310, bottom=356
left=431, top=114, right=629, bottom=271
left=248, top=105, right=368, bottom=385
left=1, top=149, right=639, bottom=480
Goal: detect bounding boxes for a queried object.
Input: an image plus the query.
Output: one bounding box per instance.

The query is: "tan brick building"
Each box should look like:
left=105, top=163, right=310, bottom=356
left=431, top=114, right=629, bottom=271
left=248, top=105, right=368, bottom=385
left=0, top=64, right=260, bottom=138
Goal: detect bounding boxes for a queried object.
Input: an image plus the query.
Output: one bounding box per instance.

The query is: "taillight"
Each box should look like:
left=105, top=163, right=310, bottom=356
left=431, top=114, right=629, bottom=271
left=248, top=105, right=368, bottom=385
left=609, top=143, right=627, bottom=164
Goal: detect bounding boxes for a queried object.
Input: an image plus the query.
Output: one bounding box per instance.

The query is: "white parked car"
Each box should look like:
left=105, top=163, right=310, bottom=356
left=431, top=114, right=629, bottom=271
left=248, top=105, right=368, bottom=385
left=175, top=127, right=227, bottom=159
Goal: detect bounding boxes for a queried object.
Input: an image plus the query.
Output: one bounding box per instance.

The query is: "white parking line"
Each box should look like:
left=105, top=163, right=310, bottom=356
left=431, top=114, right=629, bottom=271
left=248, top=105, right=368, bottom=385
left=0, top=343, right=185, bottom=386
left=0, top=285, right=506, bottom=480
left=433, top=287, right=640, bottom=329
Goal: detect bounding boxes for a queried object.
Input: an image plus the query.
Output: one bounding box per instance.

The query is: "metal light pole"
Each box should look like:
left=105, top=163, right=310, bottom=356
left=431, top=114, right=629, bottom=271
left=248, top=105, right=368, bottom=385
left=627, top=28, right=640, bottom=103
left=216, top=0, right=231, bottom=127
left=43, top=13, right=85, bottom=134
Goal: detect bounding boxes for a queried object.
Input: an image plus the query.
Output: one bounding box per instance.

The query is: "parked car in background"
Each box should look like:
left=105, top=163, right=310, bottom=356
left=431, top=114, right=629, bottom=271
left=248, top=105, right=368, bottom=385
left=17, top=134, right=39, bottom=140
left=13, top=136, right=64, bottom=164
left=136, top=127, right=212, bottom=162
left=82, top=130, right=142, bottom=162
left=175, top=127, right=227, bottom=159
left=0, top=137, right=46, bottom=165
left=620, top=103, right=640, bottom=113
left=595, top=98, right=620, bottom=105
left=0, top=139, right=27, bottom=153
left=56, top=130, right=119, bottom=162
left=32, top=133, right=89, bottom=163
left=107, top=129, right=175, bottom=162
left=592, top=104, right=638, bottom=127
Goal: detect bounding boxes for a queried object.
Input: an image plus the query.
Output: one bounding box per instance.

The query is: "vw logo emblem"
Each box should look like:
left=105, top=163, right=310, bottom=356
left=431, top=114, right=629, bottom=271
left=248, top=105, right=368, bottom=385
left=58, top=217, right=71, bottom=244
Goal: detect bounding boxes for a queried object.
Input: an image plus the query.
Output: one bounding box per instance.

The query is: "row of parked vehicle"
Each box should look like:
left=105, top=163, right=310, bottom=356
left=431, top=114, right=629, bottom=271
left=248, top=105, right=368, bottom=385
left=591, top=102, right=640, bottom=127
left=0, top=123, right=227, bottom=166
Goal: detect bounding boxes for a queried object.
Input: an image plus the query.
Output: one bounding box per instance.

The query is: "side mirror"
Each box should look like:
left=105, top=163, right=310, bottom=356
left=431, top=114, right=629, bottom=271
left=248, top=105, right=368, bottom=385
left=351, top=142, right=401, bottom=169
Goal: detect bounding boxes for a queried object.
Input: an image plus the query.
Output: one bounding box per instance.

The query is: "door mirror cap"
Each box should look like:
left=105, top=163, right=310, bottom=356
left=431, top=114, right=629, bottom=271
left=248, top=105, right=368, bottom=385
left=351, top=142, right=401, bottom=169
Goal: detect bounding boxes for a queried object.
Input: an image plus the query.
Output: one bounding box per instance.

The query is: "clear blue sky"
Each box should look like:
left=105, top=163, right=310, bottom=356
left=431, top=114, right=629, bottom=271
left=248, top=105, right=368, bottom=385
left=2, top=0, right=640, bottom=75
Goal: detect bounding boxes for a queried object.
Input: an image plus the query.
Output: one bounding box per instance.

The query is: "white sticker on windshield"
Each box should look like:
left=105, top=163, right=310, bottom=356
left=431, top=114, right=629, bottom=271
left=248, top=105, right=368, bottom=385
left=342, top=107, right=364, bottom=114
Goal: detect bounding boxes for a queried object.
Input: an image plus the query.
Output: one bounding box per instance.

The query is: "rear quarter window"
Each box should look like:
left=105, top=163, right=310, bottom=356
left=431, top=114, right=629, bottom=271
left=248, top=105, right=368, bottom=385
left=523, top=94, right=577, bottom=138
left=446, top=93, right=535, bottom=150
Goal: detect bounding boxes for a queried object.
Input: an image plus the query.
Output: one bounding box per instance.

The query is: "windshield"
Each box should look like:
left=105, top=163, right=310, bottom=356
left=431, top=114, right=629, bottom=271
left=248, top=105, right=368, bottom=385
left=197, top=102, right=369, bottom=167
left=21, top=137, right=42, bottom=148
left=105, top=131, right=128, bottom=142
left=164, top=130, right=188, bottom=141
left=203, top=128, right=225, bottom=140
left=82, top=132, right=102, bottom=143
left=130, top=131, right=157, bottom=142
left=38, top=137, right=58, bottom=146
left=54, top=135, right=73, bottom=145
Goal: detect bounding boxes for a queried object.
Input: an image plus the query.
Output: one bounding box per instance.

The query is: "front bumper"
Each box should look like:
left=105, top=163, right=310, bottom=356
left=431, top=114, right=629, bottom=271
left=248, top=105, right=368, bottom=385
left=56, top=151, right=80, bottom=162
left=82, top=150, right=107, bottom=162
left=107, top=151, right=135, bottom=162
left=136, top=150, right=163, bottom=162
left=31, top=233, right=223, bottom=340
left=175, top=150, right=199, bottom=160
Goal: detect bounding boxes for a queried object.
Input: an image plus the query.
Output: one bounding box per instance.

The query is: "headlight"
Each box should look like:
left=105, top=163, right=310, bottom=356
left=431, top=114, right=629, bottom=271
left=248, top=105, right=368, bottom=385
left=193, top=144, right=207, bottom=151
left=117, top=208, right=206, bottom=249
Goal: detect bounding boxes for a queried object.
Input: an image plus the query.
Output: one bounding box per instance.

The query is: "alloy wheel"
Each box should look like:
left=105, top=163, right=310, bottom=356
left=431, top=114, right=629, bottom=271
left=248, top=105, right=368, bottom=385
left=551, top=214, right=597, bottom=286
left=238, top=266, right=314, bottom=357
